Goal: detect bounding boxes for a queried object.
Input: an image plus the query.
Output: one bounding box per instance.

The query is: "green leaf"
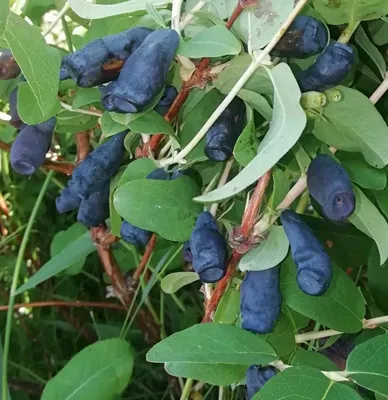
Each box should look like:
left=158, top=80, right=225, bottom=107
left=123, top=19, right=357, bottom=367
left=367, top=245, right=388, bottom=314
left=313, top=86, right=388, bottom=169
left=282, top=304, right=310, bottom=331
left=237, top=88, right=272, bottom=121
left=290, top=348, right=339, bottom=371
left=254, top=366, right=362, bottom=400
left=268, top=168, right=291, bottom=210
left=313, top=0, right=388, bottom=25
left=214, top=54, right=273, bottom=96
left=15, top=232, right=96, bottom=295
left=147, top=323, right=277, bottom=364
left=17, top=81, right=61, bottom=125
left=56, top=111, right=99, bottom=133
left=114, top=177, right=202, bottom=242
left=128, top=110, right=175, bottom=136
left=233, top=103, right=258, bottom=167
left=0, top=0, right=9, bottom=35
left=50, top=223, right=88, bottom=276
left=100, top=112, right=127, bottom=137
left=347, top=335, right=388, bottom=396
left=177, top=25, right=241, bottom=58
left=118, top=158, right=158, bottom=187
left=161, top=272, right=199, bottom=294
left=368, top=19, right=388, bottom=46
left=340, top=156, right=387, bottom=190
left=355, top=25, right=386, bottom=79
left=180, top=89, right=224, bottom=163
left=280, top=255, right=365, bottom=333
left=213, top=287, right=240, bottom=325
left=3, top=13, right=61, bottom=115
left=42, top=339, right=134, bottom=400
left=73, top=88, right=101, bottom=109
left=349, top=185, right=388, bottom=265
left=239, top=226, right=289, bottom=272
left=373, top=184, right=388, bottom=220
left=226, top=0, right=294, bottom=51
left=195, top=63, right=306, bottom=203
left=145, top=0, right=166, bottom=28
left=68, top=0, right=170, bottom=19
left=165, top=362, right=246, bottom=386
left=262, top=313, right=296, bottom=361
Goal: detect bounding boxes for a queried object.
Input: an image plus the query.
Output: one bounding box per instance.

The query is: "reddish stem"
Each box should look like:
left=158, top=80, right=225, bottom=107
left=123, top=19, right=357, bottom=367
left=75, top=130, right=90, bottom=164
left=0, top=300, right=125, bottom=311
left=202, top=171, right=272, bottom=322
left=133, top=233, right=158, bottom=281
left=225, top=3, right=243, bottom=29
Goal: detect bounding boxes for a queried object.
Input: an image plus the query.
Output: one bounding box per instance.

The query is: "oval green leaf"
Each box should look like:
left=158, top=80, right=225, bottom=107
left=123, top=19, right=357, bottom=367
left=161, top=272, right=200, bottom=294
left=280, top=255, right=365, bottom=333
left=42, top=339, right=134, bottom=400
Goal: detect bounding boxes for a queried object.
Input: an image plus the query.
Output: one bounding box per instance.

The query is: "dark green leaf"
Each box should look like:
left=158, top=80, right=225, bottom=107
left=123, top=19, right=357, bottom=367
left=213, top=287, right=240, bottom=325
left=128, top=110, right=175, bottom=136
left=238, top=88, right=272, bottom=120
left=72, top=88, right=101, bottom=109
left=114, top=177, right=202, bottom=241
left=347, top=335, right=388, bottom=396
left=290, top=348, right=339, bottom=371
left=161, top=272, right=199, bottom=294
left=101, top=112, right=126, bottom=137
left=280, top=255, right=365, bottom=333
left=147, top=323, right=277, bottom=364
left=0, top=0, right=9, bottom=35
left=42, top=339, right=134, bottom=400
left=268, top=168, right=291, bottom=210
left=367, top=245, right=388, bottom=314
left=118, top=158, right=158, bottom=187
left=254, top=366, right=362, bottom=400
left=3, top=13, right=61, bottom=115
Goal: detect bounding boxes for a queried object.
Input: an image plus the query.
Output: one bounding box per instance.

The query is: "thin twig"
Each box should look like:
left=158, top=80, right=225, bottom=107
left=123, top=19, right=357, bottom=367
left=0, top=300, right=125, bottom=312
left=133, top=234, right=158, bottom=282
left=209, top=158, right=234, bottom=216
left=180, top=0, right=207, bottom=29
left=42, top=2, right=71, bottom=37
left=75, top=131, right=90, bottom=164
left=60, top=101, right=103, bottom=117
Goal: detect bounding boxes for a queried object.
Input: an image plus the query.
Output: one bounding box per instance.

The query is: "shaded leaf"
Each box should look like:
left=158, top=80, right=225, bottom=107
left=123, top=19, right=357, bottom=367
left=161, top=272, right=199, bottom=294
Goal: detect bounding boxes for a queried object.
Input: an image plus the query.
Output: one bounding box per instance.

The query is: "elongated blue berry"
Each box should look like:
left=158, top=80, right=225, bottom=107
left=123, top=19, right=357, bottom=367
left=154, top=85, right=178, bottom=116
left=272, top=15, right=327, bottom=59
left=63, top=27, right=153, bottom=87
left=10, top=117, right=56, bottom=175
left=246, top=365, right=277, bottom=400
left=240, top=268, right=282, bottom=334
left=111, top=29, right=180, bottom=113
left=298, top=42, right=355, bottom=93
left=280, top=210, right=332, bottom=296
left=99, top=81, right=117, bottom=112
left=77, top=185, right=110, bottom=228
left=56, top=187, right=82, bottom=214
left=189, top=212, right=228, bottom=283
left=307, top=154, right=355, bottom=221
left=69, top=131, right=127, bottom=198
left=205, top=97, right=245, bottom=161
left=0, top=50, right=20, bottom=80
left=120, top=168, right=170, bottom=246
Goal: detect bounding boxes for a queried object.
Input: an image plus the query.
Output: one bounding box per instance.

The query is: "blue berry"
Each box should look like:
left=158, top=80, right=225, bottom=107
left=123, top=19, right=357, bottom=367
left=205, top=97, right=245, bottom=161
left=307, top=154, right=355, bottom=221
left=246, top=365, right=277, bottom=400
left=146, top=168, right=170, bottom=180
left=10, top=117, right=56, bottom=175
left=183, top=241, right=193, bottom=263
left=120, top=221, right=152, bottom=246
left=59, top=63, right=70, bottom=81
left=189, top=211, right=228, bottom=283
left=99, top=81, right=117, bottom=112
left=77, top=185, right=110, bottom=228
left=0, top=50, right=21, bottom=80
left=297, top=42, right=355, bottom=93
left=280, top=210, right=332, bottom=296
left=154, top=85, right=178, bottom=116
left=272, top=15, right=327, bottom=59
left=69, top=131, right=127, bottom=198
left=240, top=268, right=282, bottom=334
left=56, top=187, right=82, bottom=214
left=111, top=29, right=180, bottom=113
left=171, top=168, right=203, bottom=187
left=62, top=27, right=153, bottom=87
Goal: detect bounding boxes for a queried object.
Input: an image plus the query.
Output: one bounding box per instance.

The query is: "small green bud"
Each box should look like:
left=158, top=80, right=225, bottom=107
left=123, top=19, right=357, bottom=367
left=300, top=91, right=327, bottom=110
left=325, top=88, right=342, bottom=102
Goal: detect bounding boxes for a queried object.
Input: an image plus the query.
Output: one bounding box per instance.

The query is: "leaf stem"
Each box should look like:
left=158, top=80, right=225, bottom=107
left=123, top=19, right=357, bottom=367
left=2, top=170, right=54, bottom=400
left=209, top=158, right=234, bottom=216
left=61, top=15, right=74, bottom=53
left=180, top=0, right=207, bottom=29
left=42, top=2, right=71, bottom=37
left=180, top=378, right=193, bottom=400
left=337, top=21, right=360, bottom=44
left=159, top=0, right=311, bottom=167
left=60, top=101, right=103, bottom=117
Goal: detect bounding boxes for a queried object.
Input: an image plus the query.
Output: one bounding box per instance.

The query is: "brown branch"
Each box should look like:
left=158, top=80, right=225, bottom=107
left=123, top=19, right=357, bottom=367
left=202, top=170, right=272, bottom=322
left=133, top=233, right=158, bottom=281
left=8, top=379, right=43, bottom=397
left=75, top=130, right=90, bottom=164
left=0, top=300, right=125, bottom=312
